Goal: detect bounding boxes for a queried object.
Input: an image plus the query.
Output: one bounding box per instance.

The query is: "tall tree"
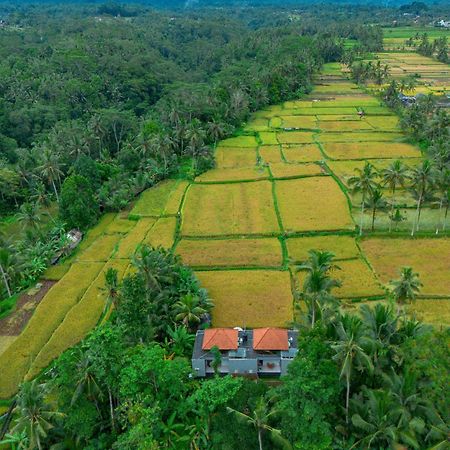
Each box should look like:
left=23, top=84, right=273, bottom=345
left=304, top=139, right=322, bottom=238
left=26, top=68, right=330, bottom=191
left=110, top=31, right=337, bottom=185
left=366, top=188, right=385, bottom=232
left=59, top=174, right=99, bottom=230
left=349, top=162, right=379, bottom=235
left=295, top=250, right=341, bottom=328
left=409, top=160, right=435, bottom=236
left=11, top=380, right=63, bottom=450
left=381, top=160, right=409, bottom=232
left=37, top=147, right=64, bottom=202
left=390, top=267, right=422, bottom=314
left=332, top=315, right=374, bottom=425
left=227, top=396, right=290, bottom=450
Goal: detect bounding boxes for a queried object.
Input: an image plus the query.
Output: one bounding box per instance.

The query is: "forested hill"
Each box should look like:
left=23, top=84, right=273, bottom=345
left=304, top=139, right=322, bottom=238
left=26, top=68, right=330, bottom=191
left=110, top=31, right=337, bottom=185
left=1, top=0, right=450, bottom=8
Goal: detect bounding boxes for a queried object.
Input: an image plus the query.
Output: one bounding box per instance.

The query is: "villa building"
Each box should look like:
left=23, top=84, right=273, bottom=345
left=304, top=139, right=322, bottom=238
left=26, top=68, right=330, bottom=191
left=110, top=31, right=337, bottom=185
left=192, top=327, right=299, bottom=377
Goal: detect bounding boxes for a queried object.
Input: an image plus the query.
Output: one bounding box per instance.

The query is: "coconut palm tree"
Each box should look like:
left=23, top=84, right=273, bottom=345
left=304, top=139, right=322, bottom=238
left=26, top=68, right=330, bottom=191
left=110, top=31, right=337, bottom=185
left=390, top=267, right=422, bottom=314
left=131, top=245, right=177, bottom=293
left=332, top=315, right=374, bottom=425
left=366, top=188, right=386, bottom=231
left=11, top=380, right=63, bottom=450
left=206, top=119, right=227, bottom=144
left=295, top=250, right=341, bottom=328
left=348, top=162, right=379, bottom=235
left=350, top=388, right=409, bottom=449
left=227, top=396, right=290, bottom=450
left=37, top=148, right=64, bottom=202
left=0, top=246, right=20, bottom=298
left=381, top=160, right=410, bottom=232
left=434, top=166, right=450, bottom=234
left=164, top=325, right=195, bottom=357
left=409, top=160, right=435, bottom=236
left=382, top=369, right=431, bottom=437
left=16, top=203, right=42, bottom=232
left=173, top=293, right=208, bottom=330
left=100, top=268, right=120, bottom=318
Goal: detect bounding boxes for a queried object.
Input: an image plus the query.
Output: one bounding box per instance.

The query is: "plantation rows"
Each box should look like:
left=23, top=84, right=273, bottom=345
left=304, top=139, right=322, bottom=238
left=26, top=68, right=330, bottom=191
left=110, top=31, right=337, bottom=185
left=0, top=63, right=449, bottom=400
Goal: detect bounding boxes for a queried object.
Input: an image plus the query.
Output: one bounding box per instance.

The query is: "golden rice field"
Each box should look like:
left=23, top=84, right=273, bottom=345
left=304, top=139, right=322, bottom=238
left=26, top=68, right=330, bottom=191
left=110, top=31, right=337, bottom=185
left=360, top=238, right=450, bottom=297
left=181, top=181, right=280, bottom=236
left=321, top=141, right=420, bottom=160
left=370, top=49, right=450, bottom=94
left=215, top=146, right=257, bottom=168
left=1, top=61, right=448, bottom=399
left=286, top=235, right=360, bottom=262
left=175, top=238, right=283, bottom=268
left=297, top=258, right=385, bottom=299
left=276, top=177, right=354, bottom=232
left=196, top=270, right=293, bottom=328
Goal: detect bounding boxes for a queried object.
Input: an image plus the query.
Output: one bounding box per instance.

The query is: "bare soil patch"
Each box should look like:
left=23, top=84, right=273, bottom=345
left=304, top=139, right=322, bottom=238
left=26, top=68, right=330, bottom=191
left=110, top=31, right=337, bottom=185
left=0, top=281, right=56, bottom=336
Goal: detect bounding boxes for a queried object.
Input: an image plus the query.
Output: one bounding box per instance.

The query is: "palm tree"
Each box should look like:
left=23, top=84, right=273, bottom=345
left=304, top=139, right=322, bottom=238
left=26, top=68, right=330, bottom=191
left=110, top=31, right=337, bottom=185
left=11, top=380, right=63, bottom=450
left=29, top=181, right=51, bottom=207
left=16, top=203, right=42, bottom=232
left=295, top=250, right=341, bottom=328
left=0, top=246, right=19, bottom=297
left=206, top=119, right=227, bottom=144
left=0, top=430, right=29, bottom=449
left=332, top=315, right=374, bottom=425
left=37, top=148, right=64, bottom=202
left=173, top=293, right=208, bottom=330
left=164, top=324, right=195, bottom=357
left=131, top=245, right=176, bottom=293
left=390, top=267, right=422, bottom=314
left=381, top=160, right=410, bottom=232
left=434, top=167, right=450, bottom=234
left=409, top=160, right=435, bottom=236
left=227, top=396, right=290, bottom=450
left=349, top=162, right=379, bottom=235
left=366, top=188, right=385, bottom=231
left=383, top=369, right=431, bottom=438
left=100, top=268, right=120, bottom=318
left=350, top=388, right=405, bottom=449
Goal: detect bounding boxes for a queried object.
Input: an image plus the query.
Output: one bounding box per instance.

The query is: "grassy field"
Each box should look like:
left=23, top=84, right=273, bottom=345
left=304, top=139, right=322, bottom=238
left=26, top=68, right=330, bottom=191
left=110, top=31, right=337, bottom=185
left=1, top=62, right=448, bottom=399
left=382, top=27, right=450, bottom=51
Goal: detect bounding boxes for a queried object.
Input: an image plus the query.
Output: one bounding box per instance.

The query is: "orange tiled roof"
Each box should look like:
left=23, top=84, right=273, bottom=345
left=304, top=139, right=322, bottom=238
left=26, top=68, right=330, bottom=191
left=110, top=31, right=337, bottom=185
left=202, top=328, right=238, bottom=350
left=253, top=328, right=289, bottom=351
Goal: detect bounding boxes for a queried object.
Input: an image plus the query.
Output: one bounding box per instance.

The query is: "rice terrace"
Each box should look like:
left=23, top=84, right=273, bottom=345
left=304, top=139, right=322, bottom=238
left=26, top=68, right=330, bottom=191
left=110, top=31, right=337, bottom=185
left=0, top=2, right=449, bottom=448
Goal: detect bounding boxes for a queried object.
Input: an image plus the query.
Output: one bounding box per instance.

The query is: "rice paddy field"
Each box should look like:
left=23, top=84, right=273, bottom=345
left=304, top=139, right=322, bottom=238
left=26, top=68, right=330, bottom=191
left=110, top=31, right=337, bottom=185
left=341, top=27, right=450, bottom=98
left=1, top=60, right=449, bottom=400
left=372, top=52, right=449, bottom=93
left=382, top=27, right=450, bottom=51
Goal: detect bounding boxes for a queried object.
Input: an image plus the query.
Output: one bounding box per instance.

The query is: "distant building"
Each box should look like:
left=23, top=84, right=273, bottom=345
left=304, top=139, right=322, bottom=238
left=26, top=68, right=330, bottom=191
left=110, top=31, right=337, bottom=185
left=398, top=93, right=416, bottom=106
left=436, top=20, right=450, bottom=28
left=192, top=327, right=299, bottom=378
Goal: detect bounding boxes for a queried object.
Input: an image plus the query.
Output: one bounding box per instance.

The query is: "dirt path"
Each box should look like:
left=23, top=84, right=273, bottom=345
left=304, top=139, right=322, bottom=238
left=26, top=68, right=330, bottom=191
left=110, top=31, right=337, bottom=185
left=0, top=281, right=56, bottom=336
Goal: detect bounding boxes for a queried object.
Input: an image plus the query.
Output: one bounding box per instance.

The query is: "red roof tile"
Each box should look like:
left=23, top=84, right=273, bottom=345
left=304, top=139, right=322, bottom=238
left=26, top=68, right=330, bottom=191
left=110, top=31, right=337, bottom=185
left=253, top=328, right=289, bottom=351
left=202, top=328, right=238, bottom=350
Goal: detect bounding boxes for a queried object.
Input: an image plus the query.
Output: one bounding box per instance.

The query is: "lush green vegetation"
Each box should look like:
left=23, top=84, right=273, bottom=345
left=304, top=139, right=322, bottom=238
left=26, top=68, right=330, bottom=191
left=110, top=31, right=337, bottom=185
left=1, top=247, right=448, bottom=449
